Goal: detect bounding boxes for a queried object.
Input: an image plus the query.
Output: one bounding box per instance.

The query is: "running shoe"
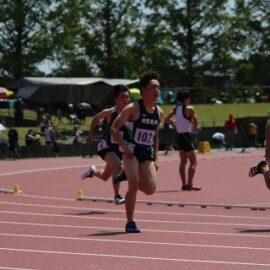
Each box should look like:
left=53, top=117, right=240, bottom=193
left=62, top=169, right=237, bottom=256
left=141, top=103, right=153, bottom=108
left=125, top=221, right=140, bottom=233
left=187, top=185, right=202, bottom=191
left=181, top=184, right=190, bottom=191
left=249, top=160, right=267, bottom=177
left=113, top=170, right=127, bottom=183
left=114, top=194, right=125, bottom=205
left=182, top=184, right=201, bottom=191
left=81, top=165, right=96, bottom=179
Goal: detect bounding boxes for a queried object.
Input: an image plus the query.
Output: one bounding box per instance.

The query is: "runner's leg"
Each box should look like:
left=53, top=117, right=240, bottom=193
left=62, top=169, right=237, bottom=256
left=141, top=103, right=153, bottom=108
left=139, top=160, right=157, bottom=195
left=186, top=150, right=197, bottom=186
left=179, top=151, right=187, bottom=186
left=123, top=156, right=140, bottom=222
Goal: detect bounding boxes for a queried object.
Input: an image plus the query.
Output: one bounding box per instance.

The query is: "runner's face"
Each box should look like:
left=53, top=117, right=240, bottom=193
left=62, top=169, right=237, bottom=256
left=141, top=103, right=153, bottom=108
left=142, top=79, right=160, bottom=101
left=115, top=91, right=130, bottom=109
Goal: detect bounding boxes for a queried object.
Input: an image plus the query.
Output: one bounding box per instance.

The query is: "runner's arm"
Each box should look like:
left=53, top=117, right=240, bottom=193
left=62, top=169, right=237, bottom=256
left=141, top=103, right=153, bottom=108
left=188, top=106, right=199, bottom=129
left=154, top=106, right=163, bottom=161
left=164, top=109, right=176, bottom=129
left=110, top=104, right=136, bottom=156
left=87, top=109, right=110, bottom=143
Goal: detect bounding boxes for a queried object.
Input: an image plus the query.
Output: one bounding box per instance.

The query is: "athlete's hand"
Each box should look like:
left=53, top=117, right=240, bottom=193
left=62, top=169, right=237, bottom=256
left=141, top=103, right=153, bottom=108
left=154, top=161, right=159, bottom=171
left=123, top=147, right=133, bottom=159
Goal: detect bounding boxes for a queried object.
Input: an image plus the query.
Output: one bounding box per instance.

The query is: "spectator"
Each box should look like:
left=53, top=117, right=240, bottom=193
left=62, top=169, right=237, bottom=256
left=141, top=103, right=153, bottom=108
left=36, top=106, right=45, bottom=122
left=57, top=108, right=63, bottom=125
left=224, top=114, right=237, bottom=151
left=25, top=129, right=41, bottom=146
left=72, top=125, right=84, bottom=144
left=165, top=91, right=174, bottom=104
left=8, top=127, right=20, bottom=159
left=40, top=113, right=51, bottom=132
left=211, top=132, right=226, bottom=148
left=44, top=124, right=60, bottom=156
left=76, top=107, right=87, bottom=124
left=247, top=122, right=259, bottom=147
left=14, top=97, right=24, bottom=126
left=67, top=103, right=78, bottom=124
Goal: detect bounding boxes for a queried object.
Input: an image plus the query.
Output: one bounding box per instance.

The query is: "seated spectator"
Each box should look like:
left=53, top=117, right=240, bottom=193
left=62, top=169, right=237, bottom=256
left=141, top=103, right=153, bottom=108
left=72, top=125, right=84, bottom=144
left=25, top=129, right=41, bottom=146
left=212, top=132, right=226, bottom=148
left=40, top=113, right=51, bottom=132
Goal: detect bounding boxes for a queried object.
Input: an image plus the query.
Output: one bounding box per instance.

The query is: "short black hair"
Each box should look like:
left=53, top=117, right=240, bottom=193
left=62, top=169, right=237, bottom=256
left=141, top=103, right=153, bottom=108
left=139, top=71, right=159, bottom=90
left=176, top=90, right=191, bottom=102
left=113, top=84, right=129, bottom=98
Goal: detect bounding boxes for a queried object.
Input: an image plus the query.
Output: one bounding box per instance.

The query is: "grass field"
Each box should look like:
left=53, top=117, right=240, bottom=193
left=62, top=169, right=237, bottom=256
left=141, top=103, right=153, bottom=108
left=162, top=102, right=269, bottom=126
left=1, top=102, right=269, bottom=146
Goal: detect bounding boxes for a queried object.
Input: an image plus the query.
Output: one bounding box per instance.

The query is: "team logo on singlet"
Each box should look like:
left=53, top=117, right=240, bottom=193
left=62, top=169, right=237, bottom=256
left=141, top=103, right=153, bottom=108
left=141, top=118, right=159, bottom=125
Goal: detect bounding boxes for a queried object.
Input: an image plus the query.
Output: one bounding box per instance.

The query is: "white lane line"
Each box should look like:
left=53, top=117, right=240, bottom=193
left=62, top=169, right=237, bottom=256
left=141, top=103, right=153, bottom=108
left=0, top=219, right=270, bottom=239
left=1, top=247, right=269, bottom=267
left=0, top=152, right=259, bottom=176
left=0, top=151, right=263, bottom=177
left=1, top=214, right=270, bottom=229
left=2, top=232, right=270, bottom=252
left=18, top=193, right=270, bottom=209
left=0, top=267, right=38, bottom=270
left=1, top=200, right=270, bottom=221
left=0, top=163, right=104, bottom=177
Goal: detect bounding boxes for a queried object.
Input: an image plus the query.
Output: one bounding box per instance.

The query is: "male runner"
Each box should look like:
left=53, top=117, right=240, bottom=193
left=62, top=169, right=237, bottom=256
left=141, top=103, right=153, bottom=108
left=82, top=85, right=130, bottom=204
left=111, top=71, right=163, bottom=233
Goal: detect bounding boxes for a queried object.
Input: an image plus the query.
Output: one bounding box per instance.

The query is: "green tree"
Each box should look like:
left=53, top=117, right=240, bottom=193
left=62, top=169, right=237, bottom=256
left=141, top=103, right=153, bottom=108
left=82, top=0, right=140, bottom=78
left=137, top=0, right=229, bottom=88
left=246, top=0, right=270, bottom=85
left=0, top=0, right=52, bottom=83
left=230, top=0, right=270, bottom=86
left=47, top=0, right=92, bottom=76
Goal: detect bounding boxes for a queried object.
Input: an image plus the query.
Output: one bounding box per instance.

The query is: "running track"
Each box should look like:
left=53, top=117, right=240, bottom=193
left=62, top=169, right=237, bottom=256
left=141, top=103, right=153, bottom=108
left=1, top=148, right=270, bottom=270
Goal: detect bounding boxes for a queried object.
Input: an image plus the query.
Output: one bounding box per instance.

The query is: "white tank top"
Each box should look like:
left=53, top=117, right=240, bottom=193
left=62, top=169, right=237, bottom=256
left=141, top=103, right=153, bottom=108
left=175, top=105, right=192, bottom=133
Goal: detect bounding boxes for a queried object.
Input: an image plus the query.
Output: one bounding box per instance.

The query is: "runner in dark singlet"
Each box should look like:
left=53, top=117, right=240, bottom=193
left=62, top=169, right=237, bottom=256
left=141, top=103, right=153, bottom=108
left=82, top=85, right=130, bottom=205
left=111, top=71, right=163, bottom=233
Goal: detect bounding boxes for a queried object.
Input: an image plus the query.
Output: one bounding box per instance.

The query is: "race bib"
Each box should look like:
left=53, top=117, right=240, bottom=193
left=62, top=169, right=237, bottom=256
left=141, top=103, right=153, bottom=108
left=97, top=139, right=109, bottom=151
left=134, top=128, right=155, bottom=146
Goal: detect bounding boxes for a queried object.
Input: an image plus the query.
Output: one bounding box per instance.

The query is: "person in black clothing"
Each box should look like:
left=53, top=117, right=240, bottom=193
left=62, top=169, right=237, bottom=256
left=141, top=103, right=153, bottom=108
left=14, top=97, right=24, bottom=126
left=25, top=129, right=41, bottom=146
left=8, top=127, right=20, bottom=159
left=82, top=85, right=131, bottom=205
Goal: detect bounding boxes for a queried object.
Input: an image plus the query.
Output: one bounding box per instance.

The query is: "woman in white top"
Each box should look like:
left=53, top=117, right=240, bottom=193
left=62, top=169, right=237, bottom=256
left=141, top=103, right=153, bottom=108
left=165, top=90, right=201, bottom=191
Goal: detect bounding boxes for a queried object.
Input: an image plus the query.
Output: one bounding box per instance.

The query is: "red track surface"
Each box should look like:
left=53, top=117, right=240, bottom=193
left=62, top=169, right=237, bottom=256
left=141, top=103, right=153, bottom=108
left=1, top=148, right=270, bottom=270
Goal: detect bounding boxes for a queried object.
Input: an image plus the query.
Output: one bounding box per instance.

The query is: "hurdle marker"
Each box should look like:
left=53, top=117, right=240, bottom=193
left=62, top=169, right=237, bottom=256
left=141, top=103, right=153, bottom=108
left=0, top=185, right=22, bottom=195
left=77, top=194, right=268, bottom=211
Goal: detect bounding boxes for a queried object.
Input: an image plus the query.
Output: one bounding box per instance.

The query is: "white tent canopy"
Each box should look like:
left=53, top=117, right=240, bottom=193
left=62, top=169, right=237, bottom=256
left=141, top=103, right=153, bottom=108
left=8, top=77, right=138, bottom=106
